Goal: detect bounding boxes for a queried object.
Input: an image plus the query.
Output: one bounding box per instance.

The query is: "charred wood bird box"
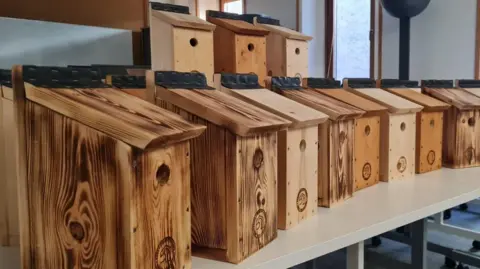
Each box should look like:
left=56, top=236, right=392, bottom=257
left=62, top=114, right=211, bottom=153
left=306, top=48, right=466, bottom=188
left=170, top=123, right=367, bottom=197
left=206, top=11, right=269, bottom=86
left=107, top=74, right=147, bottom=100
left=12, top=66, right=206, bottom=269
left=146, top=71, right=291, bottom=263
left=0, top=69, right=18, bottom=247
left=344, top=78, right=423, bottom=181
left=149, top=3, right=216, bottom=83
left=268, top=77, right=364, bottom=207
left=307, top=78, right=387, bottom=191
left=379, top=79, right=450, bottom=174
left=422, top=80, right=480, bottom=168
left=242, top=15, right=312, bottom=79
left=215, top=74, right=328, bottom=230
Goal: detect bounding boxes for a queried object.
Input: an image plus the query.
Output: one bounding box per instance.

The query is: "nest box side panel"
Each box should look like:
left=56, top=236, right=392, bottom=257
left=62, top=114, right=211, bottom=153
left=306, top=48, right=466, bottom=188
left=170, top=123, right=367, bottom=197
left=285, top=39, right=308, bottom=79
left=172, top=28, right=215, bottom=84
left=442, top=107, right=457, bottom=167
left=265, top=34, right=286, bottom=77
left=0, top=97, right=19, bottom=246
left=234, top=35, right=267, bottom=86
left=151, top=20, right=174, bottom=72
left=133, top=141, right=191, bottom=269
left=20, top=101, right=133, bottom=269
left=452, top=110, right=480, bottom=168
left=233, top=132, right=277, bottom=262
left=0, top=96, right=6, bottom=246
left=278, top=126, right=318, bottom=230
left=387, top=113, right=416, bottom=180
left=213, top=26, right=237, bottom=75
left=417, top=111, right=443, bottom=173
left=354, top=116, right=380, bottom=191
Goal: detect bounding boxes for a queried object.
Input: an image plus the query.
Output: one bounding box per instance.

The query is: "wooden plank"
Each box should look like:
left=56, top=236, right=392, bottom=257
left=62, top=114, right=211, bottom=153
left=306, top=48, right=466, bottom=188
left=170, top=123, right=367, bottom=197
left=278, top=89, right=364, bottom=120
left=442, top=107, right=457, bottom=167
left=0, top=95, right=6, bottom=246
left=173, top=27, right=215, bottom=84
left=207, top=17, right=269, bottom=36
left=133, top=141, right=192, bottom=269
left=212, top=25, right=237, bottom=74
left=448, top=110, right=480, bottom=168
left=417, top=112, right=443, bottom=173
left=278, top=127, right=318, bottom=230
left=285, top=39, right=309, bottom=79
left=151, top=86, right=291, bottom=136
left=122, top=89, right=147, bottom=100
left=234, top=35, right=268, bottom=86
left=385, top=113, right=416, bottom=181
left=24, top=85, right=206, bottom=149
left=150, top=20, right=174, bottom=72
left=265, top=33, right=286, bottom=76
left=316, top=89, right=387, bottom=116
left=354, top=116, right=380, bottom=191
left=152, top=10, right=216, bottom=31
left=423, top=87, right=480, bottom=110
left=218, top=87, right=328, bottom=129
left=348, top=87, right=423, bottom=114
left=384, top=88, right=450, bottom=112
left=20, top=102, right=132, bottom=269
left=256, top=23, right=312, bottom=41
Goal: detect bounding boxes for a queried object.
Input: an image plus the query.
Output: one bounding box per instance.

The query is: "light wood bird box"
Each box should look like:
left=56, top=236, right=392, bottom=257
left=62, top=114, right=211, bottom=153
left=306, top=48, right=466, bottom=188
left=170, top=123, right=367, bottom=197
left=12, top=66, right=206, bottom=269
left=146, top=71, right=291, bottom=264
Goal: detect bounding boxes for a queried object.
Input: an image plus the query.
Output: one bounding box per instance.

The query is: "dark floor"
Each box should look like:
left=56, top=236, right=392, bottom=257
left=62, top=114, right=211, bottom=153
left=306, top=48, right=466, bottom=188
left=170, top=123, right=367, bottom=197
left=291, top=201, right=480, bottom=269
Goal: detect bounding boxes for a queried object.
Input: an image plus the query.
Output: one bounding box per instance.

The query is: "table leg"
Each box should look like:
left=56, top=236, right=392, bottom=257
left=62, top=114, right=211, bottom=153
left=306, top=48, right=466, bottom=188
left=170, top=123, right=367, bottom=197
left=347, top=241, right=364, bottom=269
left=411, top=218, right=427, bottom=269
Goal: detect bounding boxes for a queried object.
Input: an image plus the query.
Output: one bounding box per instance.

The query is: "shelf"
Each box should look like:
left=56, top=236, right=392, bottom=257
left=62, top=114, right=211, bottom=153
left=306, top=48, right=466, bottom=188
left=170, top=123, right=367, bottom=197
left=2, top=168, right=480, bottom=269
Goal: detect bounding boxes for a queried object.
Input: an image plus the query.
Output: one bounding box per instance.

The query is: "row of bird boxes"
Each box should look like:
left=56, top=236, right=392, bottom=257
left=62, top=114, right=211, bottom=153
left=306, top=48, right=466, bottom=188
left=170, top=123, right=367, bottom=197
left=148, top=3, right=312, bottom=85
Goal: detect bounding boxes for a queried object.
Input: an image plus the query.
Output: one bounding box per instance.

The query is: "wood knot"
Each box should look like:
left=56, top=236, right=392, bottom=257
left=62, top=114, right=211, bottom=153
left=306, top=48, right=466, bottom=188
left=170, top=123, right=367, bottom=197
left=257, top=192, right=266, bottom=206
left=253, top=148, right=264, bottom=169
left=69, top=222, right=85, bottom=242
left=339, top=131, right=346, bottom=144
left=299, top=139, right=306, bottom=152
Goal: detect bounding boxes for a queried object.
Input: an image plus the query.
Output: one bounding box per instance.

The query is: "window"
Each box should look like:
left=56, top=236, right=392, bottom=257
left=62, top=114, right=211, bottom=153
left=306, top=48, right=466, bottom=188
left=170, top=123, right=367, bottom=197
left=222, top=0, right=243, bottom=14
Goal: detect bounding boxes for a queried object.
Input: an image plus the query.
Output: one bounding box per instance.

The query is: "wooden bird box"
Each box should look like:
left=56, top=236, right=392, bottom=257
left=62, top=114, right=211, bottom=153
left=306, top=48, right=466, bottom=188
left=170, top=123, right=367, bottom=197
left=268, top=77, right=364, bottom=207
left=149, top=3, right=216, bottom=83
left=0, top=69, right=18, bottom=247
left=379, top=79, right=450, bottom=174
left=146, top=71, right=291, bottom=263
left=242, top=15, right=312, bottom=79
left=206, top=11, right=270, bottom=85
left=422, top=80, right=480, bottom=168
left=307, top=78, right=387, bottom=191
left=12, top=66, right=206, bottom=269
left=215, top=74, right=328, bottom=230
left=106, top=74, right=147, bottom=100
left=344, top=78, right=423, bottom=181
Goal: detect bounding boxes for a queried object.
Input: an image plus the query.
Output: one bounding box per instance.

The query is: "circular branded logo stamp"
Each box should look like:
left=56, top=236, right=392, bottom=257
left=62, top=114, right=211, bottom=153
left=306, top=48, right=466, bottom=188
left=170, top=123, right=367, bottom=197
left=397, top=156, right=407, bottom=173
left=427, top=150, right=436, bottom=165
left=362, top=163, right=372, bottom=180
left=296, top=188, right=308, bottom=212
left=155, top=237, right=177, bottom=269
left=252, top=209, right=267, bottom=238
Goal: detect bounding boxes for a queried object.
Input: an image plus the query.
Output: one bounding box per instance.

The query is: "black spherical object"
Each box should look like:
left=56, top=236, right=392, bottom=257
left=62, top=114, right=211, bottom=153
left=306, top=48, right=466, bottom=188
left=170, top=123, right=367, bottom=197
left=472, top=240, right=480, bottom=250
left=444, top=209, right=452, bottom=220
left=371, top=237, right=382, bottom=247
left=459, top=203, right=469, bottom=211
left=381, top=0, right=431, bottom=18
left=444, top=257, right=457, bottom=268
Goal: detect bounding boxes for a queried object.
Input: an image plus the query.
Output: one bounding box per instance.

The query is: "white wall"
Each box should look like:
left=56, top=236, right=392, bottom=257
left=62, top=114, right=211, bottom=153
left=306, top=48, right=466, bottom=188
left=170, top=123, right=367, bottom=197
left=381, top=0, right=477, bottom=80
left=246, top=0, right=297, bottom=30
left=0, top=17, right=133, bottom=69
left=300, top=0, right=325, bottom=77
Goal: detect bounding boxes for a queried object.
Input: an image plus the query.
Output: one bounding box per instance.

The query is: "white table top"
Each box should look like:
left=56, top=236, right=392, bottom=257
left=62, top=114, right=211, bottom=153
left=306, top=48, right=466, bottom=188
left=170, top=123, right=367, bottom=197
left=2, top=168, right=480, bottom=269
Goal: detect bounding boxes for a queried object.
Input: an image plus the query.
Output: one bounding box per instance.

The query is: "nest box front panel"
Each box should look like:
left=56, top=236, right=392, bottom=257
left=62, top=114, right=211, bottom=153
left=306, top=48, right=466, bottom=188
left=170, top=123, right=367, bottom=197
left=354, top=116, right=380, bottom=191
left=285, top=39, right=308, bottom=79
left=173, top=28, right=214, bottom=84
left=234, top=35, right=267, bottom=86
left=386, top=113, right=416, bottom=180
left=134, top=141, right=191, bottom=269
left=452, top=110, right=480, bottom=168
left=417, top=111, right=443, bottom=173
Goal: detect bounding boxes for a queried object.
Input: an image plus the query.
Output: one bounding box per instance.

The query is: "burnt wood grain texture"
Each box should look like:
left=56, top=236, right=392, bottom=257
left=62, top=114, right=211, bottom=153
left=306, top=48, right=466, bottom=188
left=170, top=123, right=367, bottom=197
left=148, top=73, right=281, bottom=263
left=13, top=65, right=205, bottom=269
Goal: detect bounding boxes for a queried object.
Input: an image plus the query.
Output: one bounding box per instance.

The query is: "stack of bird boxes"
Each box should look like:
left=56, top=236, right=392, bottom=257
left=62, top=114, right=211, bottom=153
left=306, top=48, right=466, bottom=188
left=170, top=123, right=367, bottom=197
left=344, top=78, right=423, bottom=181
left=267, top=76, right=364, bottom=207
left=146, top=70, right=291, bottom=264
left=214, top=73, right=328, bottom=230
left=12, top=65, right=206, bottom=269
left=422, top=80, right=480, bottom=168
left=305, top=78, right=387, bottom=191
left=378, top=79, right=450, bottom=173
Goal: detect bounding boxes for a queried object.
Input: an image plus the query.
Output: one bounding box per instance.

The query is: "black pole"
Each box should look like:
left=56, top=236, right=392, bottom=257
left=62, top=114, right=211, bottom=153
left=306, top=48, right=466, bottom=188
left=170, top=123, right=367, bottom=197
left=399, top=17, right=410, bottom=80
